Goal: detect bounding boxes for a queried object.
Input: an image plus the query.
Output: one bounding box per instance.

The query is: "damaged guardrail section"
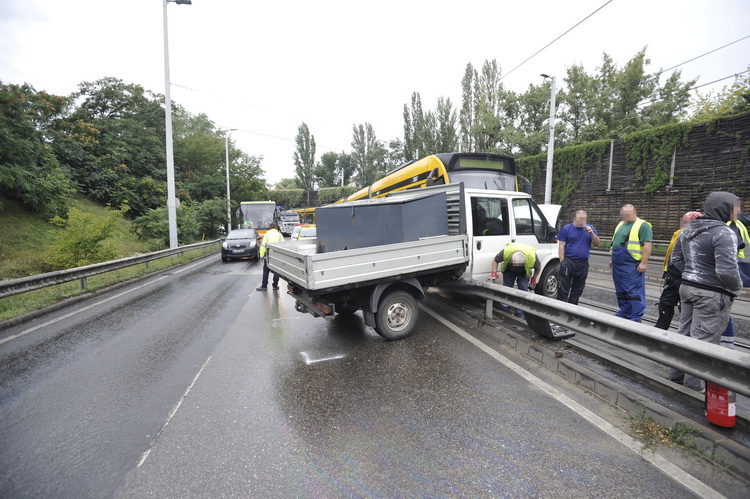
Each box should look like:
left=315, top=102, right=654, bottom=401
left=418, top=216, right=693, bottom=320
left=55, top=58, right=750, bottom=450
left=0, top=240, right=220, bottom=299
left=442, top=279, right=750, bottom=398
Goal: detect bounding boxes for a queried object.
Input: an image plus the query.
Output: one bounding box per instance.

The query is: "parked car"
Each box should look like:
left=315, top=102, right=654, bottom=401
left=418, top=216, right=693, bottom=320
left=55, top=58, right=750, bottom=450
left=291, top=224, right=316, bottom=240
left=221, top=229, right=259, bottom=262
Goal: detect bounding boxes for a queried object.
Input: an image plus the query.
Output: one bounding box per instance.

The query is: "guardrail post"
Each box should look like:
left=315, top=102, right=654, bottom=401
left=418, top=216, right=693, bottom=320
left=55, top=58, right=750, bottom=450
left=145, top=261, right=150, bottom=270
left=485, top=299, right=493, bottom=319
left=80, top=277, right=87, bottom=289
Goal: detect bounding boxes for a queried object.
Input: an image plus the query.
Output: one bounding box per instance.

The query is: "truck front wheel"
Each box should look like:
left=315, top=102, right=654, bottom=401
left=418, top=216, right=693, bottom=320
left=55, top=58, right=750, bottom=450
left=374, top=290, right=418, bottom=340
left=535, top=262, right=559, bottom=298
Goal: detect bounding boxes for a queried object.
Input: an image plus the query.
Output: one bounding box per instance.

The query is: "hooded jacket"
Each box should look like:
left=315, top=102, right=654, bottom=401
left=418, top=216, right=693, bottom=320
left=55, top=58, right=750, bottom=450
left=671, top=192, right=742, bottom=297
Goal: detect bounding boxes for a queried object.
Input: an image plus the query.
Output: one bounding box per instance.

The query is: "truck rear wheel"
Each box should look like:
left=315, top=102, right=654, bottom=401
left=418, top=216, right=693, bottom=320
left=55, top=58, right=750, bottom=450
left=374, top=290, right=418, bottom=340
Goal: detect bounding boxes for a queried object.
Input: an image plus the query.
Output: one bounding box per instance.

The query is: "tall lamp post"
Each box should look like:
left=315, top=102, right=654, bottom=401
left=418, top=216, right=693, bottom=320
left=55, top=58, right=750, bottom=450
left=224, top=129, right=236, bottom=233
left=541, top=74, right=556, bottom=205
left=163, top=0, right=192, bottom=248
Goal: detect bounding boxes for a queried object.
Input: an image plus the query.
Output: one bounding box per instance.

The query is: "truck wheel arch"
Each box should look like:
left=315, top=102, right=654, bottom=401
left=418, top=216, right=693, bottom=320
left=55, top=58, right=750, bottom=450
left=367, top=278, right=425, bottom=313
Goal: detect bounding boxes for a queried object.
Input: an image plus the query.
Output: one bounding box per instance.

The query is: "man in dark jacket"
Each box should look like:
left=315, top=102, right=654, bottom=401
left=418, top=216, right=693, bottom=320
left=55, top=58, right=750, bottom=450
left=667, top=192, right=742, bottom=391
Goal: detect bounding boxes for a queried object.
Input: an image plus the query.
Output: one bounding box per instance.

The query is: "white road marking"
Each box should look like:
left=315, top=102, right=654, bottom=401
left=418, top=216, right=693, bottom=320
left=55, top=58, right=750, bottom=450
left=421, top=305, right=724, bottom=499
left=300, top=351, right=345, bottom=365
left=137, top=355, right=212, bottom=468
left=0, top=276, right=171, bottom=345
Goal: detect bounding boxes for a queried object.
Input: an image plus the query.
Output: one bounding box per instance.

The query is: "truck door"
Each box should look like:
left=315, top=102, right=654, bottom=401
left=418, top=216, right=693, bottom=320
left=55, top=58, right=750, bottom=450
left=469, top=195, right=511, bottom=280
left=509, top=197, right=557, bottom=263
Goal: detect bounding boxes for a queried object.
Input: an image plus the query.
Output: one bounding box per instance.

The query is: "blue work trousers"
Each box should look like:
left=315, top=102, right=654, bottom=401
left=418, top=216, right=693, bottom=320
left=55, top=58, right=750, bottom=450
left=611, top=247, right=646, bottom=321
left=502, top=271, right=529, bottom=314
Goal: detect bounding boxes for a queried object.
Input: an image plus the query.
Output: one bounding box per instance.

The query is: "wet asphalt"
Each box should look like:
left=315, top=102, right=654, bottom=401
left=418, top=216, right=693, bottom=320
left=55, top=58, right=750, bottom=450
left=0, top=255, right=744, bottom=497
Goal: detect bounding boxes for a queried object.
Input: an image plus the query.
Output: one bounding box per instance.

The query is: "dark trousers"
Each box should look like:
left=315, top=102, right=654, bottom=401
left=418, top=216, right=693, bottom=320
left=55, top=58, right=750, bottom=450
left=556, top=258, right=589, bottom=305
left=655, top=271, right=681, bottom=330
left=261, top=258, right=279, bottom=288
left=502, top=271, right=529, bottom=314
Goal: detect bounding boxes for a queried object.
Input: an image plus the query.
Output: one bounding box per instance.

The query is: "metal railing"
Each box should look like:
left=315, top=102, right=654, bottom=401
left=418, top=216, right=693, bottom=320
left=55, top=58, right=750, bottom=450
left=442, top=279, right=750, bottom=397
left=0, top=240, right=221, bottom=299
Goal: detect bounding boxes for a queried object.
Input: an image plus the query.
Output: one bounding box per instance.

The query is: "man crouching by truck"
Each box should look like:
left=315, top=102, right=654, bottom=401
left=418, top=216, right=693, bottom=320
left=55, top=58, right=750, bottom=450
left=489, top=242, right=541, bottom=318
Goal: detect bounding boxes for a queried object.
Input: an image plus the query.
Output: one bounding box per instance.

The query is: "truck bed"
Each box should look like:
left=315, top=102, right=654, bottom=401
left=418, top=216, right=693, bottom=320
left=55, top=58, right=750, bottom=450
left=267, top=234, right=469, bottom=293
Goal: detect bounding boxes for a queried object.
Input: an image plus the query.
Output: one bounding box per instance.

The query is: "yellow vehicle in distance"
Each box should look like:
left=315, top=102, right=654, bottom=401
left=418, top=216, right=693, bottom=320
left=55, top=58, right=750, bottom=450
left=291, top=224, right=316, bottom=240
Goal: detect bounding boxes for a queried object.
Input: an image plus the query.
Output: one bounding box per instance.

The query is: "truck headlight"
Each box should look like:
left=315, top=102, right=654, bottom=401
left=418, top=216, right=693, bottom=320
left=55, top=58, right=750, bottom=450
left=222, top=242, right=228, bottom=249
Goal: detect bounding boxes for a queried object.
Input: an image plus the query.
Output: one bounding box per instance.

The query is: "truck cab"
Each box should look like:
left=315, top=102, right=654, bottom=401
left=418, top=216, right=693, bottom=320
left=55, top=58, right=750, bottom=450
left=464, top=188, right=560, bottom=295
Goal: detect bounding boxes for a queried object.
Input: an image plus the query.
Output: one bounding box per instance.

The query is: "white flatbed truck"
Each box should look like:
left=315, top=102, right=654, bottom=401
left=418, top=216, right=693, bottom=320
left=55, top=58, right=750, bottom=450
left=267, top=183, right=561, bottom=340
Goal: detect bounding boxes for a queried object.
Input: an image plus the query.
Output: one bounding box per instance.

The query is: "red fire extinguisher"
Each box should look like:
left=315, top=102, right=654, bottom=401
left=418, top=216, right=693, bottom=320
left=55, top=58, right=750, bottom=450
left=705, top=321, right=736, bottom=428
left=706, top=382, right=736, bottom=428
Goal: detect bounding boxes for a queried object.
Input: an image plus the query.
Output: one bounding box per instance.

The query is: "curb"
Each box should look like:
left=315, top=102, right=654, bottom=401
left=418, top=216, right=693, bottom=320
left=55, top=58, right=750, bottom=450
left=428, top=293, right=750, bottom=480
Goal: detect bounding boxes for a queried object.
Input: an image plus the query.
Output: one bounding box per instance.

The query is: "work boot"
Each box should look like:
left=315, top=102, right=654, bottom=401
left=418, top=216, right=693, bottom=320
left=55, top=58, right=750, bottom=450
left=272, top=284, right=279, bottom=290
left=256, top=286, right=268, bottom=291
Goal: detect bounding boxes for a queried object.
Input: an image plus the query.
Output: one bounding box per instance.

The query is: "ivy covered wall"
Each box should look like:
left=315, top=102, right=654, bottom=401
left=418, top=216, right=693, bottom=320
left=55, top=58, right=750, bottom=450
left=517, top=113, right=750, bottom=240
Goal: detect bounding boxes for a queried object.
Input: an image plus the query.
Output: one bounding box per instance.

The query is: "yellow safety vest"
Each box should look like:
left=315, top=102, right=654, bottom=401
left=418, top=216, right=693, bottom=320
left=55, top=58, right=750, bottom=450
left=259, top=229, right=285, bottom=258
left=727, top=220, right=749, bottom=261
left=663, top=228, right=682, bottom=272
left=612, top=218, right=651, bottom=261
left=500, top=242, right=537, bottom=277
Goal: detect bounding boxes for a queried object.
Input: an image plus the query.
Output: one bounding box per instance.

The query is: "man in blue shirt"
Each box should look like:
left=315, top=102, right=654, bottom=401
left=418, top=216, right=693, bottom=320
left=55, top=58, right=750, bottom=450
left=557, top=210, right=600, bottom=305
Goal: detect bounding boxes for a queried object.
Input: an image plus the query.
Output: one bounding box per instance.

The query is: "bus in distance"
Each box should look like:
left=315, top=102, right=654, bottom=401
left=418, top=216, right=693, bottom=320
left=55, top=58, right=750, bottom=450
left=238, top=201, right=276, bottom=238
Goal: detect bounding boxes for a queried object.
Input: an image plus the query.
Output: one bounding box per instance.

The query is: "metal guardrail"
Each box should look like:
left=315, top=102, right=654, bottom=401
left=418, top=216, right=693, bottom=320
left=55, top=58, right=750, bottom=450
left=442, top=279, right=750, bottom=398
left=0, top=240, right=221, bottom=299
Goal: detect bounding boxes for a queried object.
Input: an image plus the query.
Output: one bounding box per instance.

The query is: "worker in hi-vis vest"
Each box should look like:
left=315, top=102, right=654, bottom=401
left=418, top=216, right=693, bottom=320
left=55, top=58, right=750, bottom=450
left=609, top=204, right=652, bottom=321
left=256, top=222, right=285, bottom=291
left=489, top=242, right=541, bottom=318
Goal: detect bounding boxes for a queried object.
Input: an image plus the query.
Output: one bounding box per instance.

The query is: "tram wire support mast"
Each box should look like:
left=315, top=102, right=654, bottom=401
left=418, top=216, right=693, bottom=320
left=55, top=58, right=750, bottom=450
left=541, top=74, right=556, bottom=205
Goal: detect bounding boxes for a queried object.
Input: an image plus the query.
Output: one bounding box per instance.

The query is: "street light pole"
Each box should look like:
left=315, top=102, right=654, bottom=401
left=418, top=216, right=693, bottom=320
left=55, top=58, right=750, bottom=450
left=163, top=0, right=191, bottom=248
left=224, top=129, right=236, bottom=233
left=541, top=74, right=556, bottom=205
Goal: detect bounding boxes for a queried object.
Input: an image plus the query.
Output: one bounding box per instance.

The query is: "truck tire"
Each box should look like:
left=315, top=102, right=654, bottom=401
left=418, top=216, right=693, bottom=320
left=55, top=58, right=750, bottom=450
left=374, top=290, right=418, bottom=340
left=535, top=261, right=559, bottom=298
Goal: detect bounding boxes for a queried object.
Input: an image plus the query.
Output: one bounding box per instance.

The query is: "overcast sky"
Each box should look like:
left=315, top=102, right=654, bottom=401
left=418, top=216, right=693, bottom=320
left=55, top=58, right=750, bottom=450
left=1, top=0, right=749, bottom=186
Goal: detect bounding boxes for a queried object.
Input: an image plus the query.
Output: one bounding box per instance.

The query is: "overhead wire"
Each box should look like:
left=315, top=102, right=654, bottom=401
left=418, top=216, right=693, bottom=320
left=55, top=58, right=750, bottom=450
left=500, top=0, right=614, bottom=81
left=649, top=34, right=750, bottom=78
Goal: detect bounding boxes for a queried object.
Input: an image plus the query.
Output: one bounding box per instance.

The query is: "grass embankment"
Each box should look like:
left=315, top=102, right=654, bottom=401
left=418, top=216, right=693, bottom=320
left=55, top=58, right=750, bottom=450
left=0, top=197, right=219, bottom=322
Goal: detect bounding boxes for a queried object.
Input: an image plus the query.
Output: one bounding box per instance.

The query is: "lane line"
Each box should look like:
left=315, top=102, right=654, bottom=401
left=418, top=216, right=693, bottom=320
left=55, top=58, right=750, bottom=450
left=0, top=276, right=170, bottom=346
left=421, top=305, right=724, bottom=499
left=137, top=355, right=212, bottom=468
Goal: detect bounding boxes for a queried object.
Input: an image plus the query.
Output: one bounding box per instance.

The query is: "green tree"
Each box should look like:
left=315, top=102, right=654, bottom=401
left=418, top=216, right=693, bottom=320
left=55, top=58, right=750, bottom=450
left=315, top=151, right=340, bottom=187
left=231, top=152, right=267, bottom=203
left=691, top=69, right=750, bottom=122
left=293, top=122, right=316, bottom=192
left=0, top=82, right=74, bottom=217
left=351, top=123, right=386, bottom=188
left=274, top=177, right=300, bottom=189
left=68, top=77, right=167, bottom=216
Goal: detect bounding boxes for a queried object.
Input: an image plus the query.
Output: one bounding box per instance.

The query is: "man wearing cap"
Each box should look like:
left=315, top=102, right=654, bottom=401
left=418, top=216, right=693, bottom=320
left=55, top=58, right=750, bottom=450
left=489, top=242, right=541, bottom=317
left=655, top=211, right=702, bottom=330
left=609, top=204, right=653, bottom=321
